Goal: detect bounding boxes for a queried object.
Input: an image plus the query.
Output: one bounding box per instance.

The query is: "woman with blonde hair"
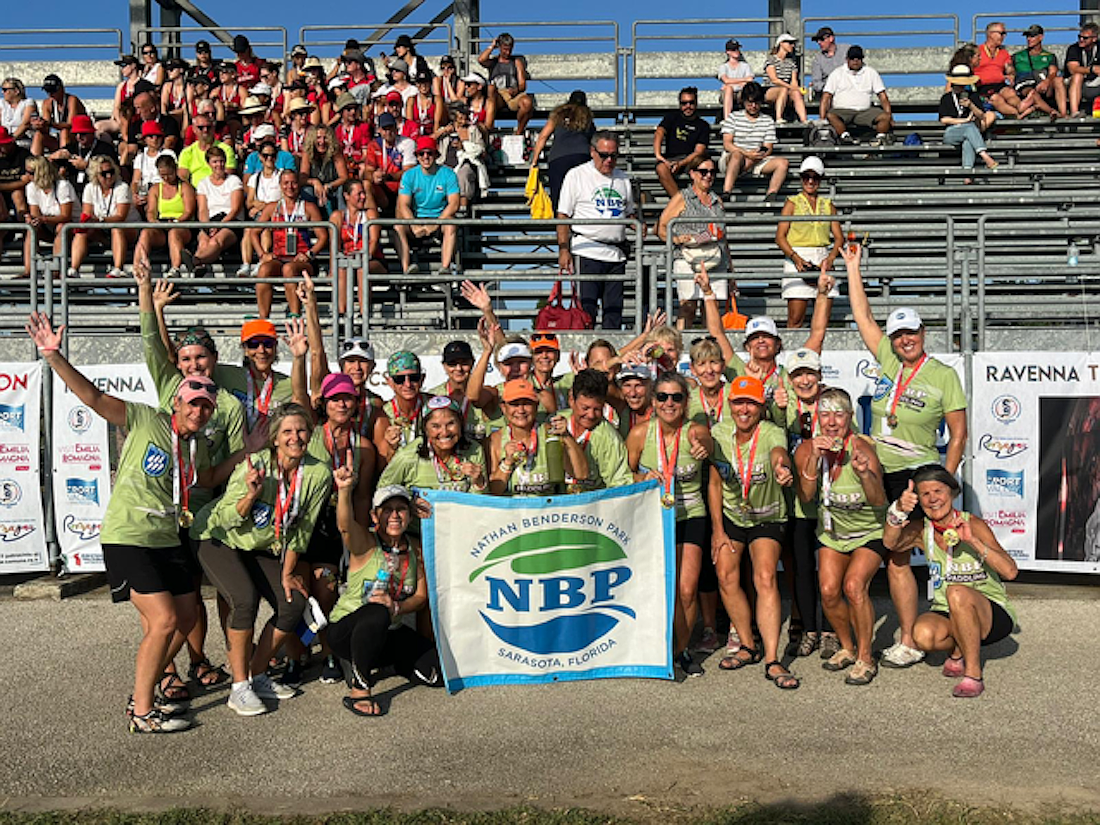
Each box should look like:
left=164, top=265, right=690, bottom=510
left=529, top=90, right=595, bottom=209
left=23, top=156, right=76, bottom=276
left=1, top=77, right=37, bottom=148
left=300, top=125, right=349, bottom=215
left=762, top=35, right=808, bottom=124
left=72, top=154, right=138, bottom=278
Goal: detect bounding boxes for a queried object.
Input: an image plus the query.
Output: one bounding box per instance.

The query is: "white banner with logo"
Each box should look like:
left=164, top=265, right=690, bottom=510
left=52, top=364, right=158, bottom=574
left=971, top=352, right=1100, bottom=573
left=422, top=482, right=675, bottom=692
left=0, top=363, right=47, bottom=573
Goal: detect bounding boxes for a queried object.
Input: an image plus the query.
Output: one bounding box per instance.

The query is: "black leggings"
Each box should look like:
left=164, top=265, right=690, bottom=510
left=327, top=603, right=442, bottom=689
left=790, top=517, right=833, bottom=635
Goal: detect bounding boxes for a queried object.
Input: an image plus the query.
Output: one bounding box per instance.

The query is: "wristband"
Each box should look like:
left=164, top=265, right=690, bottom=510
left=886, top=500, right=910, bottom=527
left=703, top=292, right=716, bottom=301
left=37, top=346, right=59, bottom=353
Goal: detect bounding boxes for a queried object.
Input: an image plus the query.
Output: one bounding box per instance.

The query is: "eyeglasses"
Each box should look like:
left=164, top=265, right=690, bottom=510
left=244, top=337, right=277, bottom=350
left=416, top=150, right=435, bottom=157
left=391, top=373, right=423, bottom=385
left=594, top=150, right=619, bottom=160
left=679, top=99, right=697, bottom=107
left=801, top=172, right=821, bottom=182
left=655, top=391, right=686, bottom=403
left=142, top=49, right=156, bottom=55
left=695, top=168, right=717, bottom=177
left=799, top=411, right=813, bottom=440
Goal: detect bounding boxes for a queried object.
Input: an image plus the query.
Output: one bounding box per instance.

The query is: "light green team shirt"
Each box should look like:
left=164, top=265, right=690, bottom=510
left=499, top=425, right=556, bottom=496
left=724, top=354, right=793, bottom=428
left=924, top=514, right=1018, bottom=627
left=378, top=437, right=487, bottom=494
left=617, top=407, right=652, bottom=441
left=637, top=417, right=706, bottom=521
left=710, top=418, right=789, bottom=527
left=101, top=403, right=210, bottom=548
left=427, top=381, right=504, bottom=441
left=870, top=337, right=966, bottom=473
left=687, top=385, right=728, bottom=430
left=534, top=372, right=571, bottom=412
left=329, top=537, right=421, bottom=625
left=192, top=451, right=331, bottom=556
left=141, top=312, right=245, bottom=511
left=786, top=398, right=819, bottom=520
left=815, top=439, right=886, bottom=553
left=559, top=409, right=633, bottom=491
left=213, top=363, right=294, bottom=434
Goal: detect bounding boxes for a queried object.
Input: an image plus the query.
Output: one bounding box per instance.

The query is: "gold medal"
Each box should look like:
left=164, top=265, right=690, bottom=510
left=661, top=492, right=676, bottom=509
left=887, top=413, right=899, bottom=428
left=943, top=528, right=960, bottom=547
left=178, top=508, right=193, bottom=529
left=739, top=502, right=752, bottom=518
left=831, top=437, right=844, bottom=452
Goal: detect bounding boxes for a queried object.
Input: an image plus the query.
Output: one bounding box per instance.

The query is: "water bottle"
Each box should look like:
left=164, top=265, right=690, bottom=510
left=1067, top=240, right=1080, bottom=267
left=545, top=428, right=564, bottom=487
left=371, top=567, right=390, bottom=597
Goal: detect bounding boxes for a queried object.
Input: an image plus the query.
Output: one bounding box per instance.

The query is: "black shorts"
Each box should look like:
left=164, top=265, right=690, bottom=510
left=884, top=468, right=926, bottom=523
left=697, top=520, right=718, bottom=593
left=102, top=543, right=196, bottom=604
left=303, top=502, right=343, bottom=568
left=977, top=82, right=1008, bottom=99
left=722, top=516, right=785, bottom=548
left=863, top=538, right=890, bottom=558
left=676, top=516, right=708, bottom=549
left=932, top=599, right=1014, bottom=647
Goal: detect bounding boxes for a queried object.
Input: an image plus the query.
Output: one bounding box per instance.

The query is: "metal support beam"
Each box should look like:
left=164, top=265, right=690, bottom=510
left=769, top=0, right=801, bottom=37
left=412, top=4, right=455, bottom=45
left=168, top=0, right=234, bottom=48
left=159, top=1, right=182, bottom=56
left=453, top=0, right=479, bottom=72
left=129, top=0, right=153, bottom=54
left=1084, top=0, right=1099, bottom=26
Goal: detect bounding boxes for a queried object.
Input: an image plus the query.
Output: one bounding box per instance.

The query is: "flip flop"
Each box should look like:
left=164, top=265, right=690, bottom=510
left=158, top=672, right=191, bottom=702
left=342, top=695, right=386, bottom=717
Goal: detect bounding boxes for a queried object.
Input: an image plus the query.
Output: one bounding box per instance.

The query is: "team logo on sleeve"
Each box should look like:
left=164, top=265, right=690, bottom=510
left=142, top=443, right=170, bottom=478
left=251, top=502, right=273, bottom=528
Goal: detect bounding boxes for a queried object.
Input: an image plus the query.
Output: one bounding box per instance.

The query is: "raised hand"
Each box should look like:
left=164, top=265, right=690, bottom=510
left=644, top=308, right=669, bottom=334
left=25, top=312, right=64, bottom=352
left=840, top=239, right=861, bottom=268
left=244, top=454, right=265, bottom=497
left=569, top=350, right=586, bottom=373
left=851, top=447, right=872, bottom=476
left=384, top=424, right=403, bottom=449
left=810, top=434, right=835, bottom=456
left=693, top=264, right=712, bottom=295
left=284, top=317, right=309, bottom=358
left=333, top=464, right=355, bottom=490
left=817, top=271, right=836, bottom=294
left=898, top=479, right=918, bottom=514
left=152, top=278, right=178, bottom=310
left=299, top=270, right=316, bottom=301
left=688, top=432, right=709, bottom=460
left=460, top=279, right=492, bottom=312
left=773, top=380, right=788, bottom=409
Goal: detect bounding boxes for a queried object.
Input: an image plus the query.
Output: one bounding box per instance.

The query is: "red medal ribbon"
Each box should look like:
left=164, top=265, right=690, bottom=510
left=699, top=387, right=724, bottom=424
left=888, top=354, right=928, bottom=423
left=734, top=426, right=761, bottom=505
left=657, top=422, right=682, bottom=500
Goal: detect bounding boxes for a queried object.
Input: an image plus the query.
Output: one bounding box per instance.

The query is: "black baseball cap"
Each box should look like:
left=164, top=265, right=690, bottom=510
left=42, top=74, right=63, bottom=92
left=114, top=55, right=138, bottom=66
left=811, top=27, right=835, bottom=42
left=443, top=341, right=474, bottom=363
left=232, top=35, right=250, bottom=53
left=725, top=39, right=742, bottom=51
left=195, top=39, right=211, bottom=53
left=847, top=45, right=865, bottom=60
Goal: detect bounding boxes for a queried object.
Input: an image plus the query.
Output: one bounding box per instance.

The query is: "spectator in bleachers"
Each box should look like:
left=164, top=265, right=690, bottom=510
left=820, top=46, right=894, bottom=147
left=1, top=78, right=37, bottom=150
left=242, top=125, right=294, bottom=175
left=184, top=75, right=221, bottom=132
left=131, top=121, right=176, bottom=215
left=557, top=131, right=637, bottom=330
left=364, top=112, right=416, bottom=215
left=461, top=72, right=496, bottom=130
left=719, top=81, right=788, bottom=203
left=72, top=155, right=137, bottom=278
left=333, top=94, right=371, bottom=181
left=46, top=115, right=113, bottom=201
left=408, top=72, right=440, bottom=136
left=332, top=179, right=386, bottom=316
left=717, top=40, right=754, bottom=120
left=39, top=74, right=86, bottom=149
left=974, top=22, right=1022, bottom=118
left=259, top=63, right=283, bottom=123
left=654, top=86, right=711, bottom=198
left=1066, top=23, right=1100, bottom=117
left=123, top=91, right=181, bottom=166
left=1013, top=25, right=1066, bottom=120
left=286, top=44, right=308, bottom=87
left=189, top=40, right=217, bottom=86
left=232, top=35, right=262, bottom=90
left=256, top=169, right=328, bottom=317
left=657, top=154, right=729, bottom=330
left=394, top=135, right=460, bottom=276
left=381, top=91, right=415, bottom=139
left=23, top=156, right=74, bottom=276
left=438, top=55, right=461, bottom=105
left=478, top=33, right=534, bottom=135
left=390, top=34, right=431, bottom=81
left=139, top=43, right=164, bottom=88
left=437, top=102, right=489, bottom=210
left=940, top=66, right=1001, bottom=176
left=241, top=132, right=286, bottom=276
left=132, top=155, right=194, bottom=278
left=216, top=63, right=245, bottom=134
left=162, top=59, right=189, bottom=126
left=237, top=96, right=269, bottom=158
left=342, top=52, right=375, bottom=110
left=763, top=34, right=809, bottom=125
left=808, top=27, right=850, bottom=101
left=300, top=58, right=330, bottom=123
left=387, top=58, right=415, bottom=103
left=193, top=145, right=244, bottom=274
left=281, top=98, right=314, bottom=159
left=183, top=99, right=229, bottom=146
left=530, top=90, right=595, bottom=210
left=178, top=114, right=236, bottom=185
left=98, top=56, right=142, bottom=138
left=0, top=126, right=31, bottom=215
left=775, top=156, right=842, bottom=329
left=301, top=126, right=349, bottom=215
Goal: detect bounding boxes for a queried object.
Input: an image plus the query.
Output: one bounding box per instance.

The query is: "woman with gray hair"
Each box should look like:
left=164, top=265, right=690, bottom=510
left=71, top=154, right=138, bottom=278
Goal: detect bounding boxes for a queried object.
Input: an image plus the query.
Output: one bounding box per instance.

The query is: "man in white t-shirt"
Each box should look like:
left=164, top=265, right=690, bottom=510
left=820, top=46, right=894, bottom=146
left=557, top=131, right=638, bottom=330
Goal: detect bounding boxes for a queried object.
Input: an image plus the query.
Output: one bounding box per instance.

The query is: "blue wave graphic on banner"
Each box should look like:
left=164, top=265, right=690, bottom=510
left=479, top=610, right=619, bottom=654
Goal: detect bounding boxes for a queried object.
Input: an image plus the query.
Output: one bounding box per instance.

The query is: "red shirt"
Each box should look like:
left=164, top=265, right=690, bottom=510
left=975, top=46, right=1012, bottom=86
left=235, top=58, right=262, bottom=89
left=336, top=122, right=372, bottom=165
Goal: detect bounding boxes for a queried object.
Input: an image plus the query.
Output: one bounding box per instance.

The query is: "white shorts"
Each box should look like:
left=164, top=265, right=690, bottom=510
left=719, top=151, right=771, bottom=177
left=781, top=246, right=841, bottom=300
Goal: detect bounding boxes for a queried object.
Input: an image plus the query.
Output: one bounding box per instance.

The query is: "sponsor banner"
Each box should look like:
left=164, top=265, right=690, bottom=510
left=52, top=365, right=158, bottom=574
left=0, top=364, right=47, bottom=573
left=972, top=352, right=1100, bottom=573
left=422, top=482, right=675, bottom=692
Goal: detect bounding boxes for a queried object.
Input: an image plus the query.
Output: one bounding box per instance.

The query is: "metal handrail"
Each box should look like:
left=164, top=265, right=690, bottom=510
left=801, top=13, right=959, bottom=45
left=135, top=26, right=288, bottom=62
left=972, top=10, right=1093, bottom=41
left=0, top=28, right=123, bottom=55
left=297, top=23, right=453, bottom=55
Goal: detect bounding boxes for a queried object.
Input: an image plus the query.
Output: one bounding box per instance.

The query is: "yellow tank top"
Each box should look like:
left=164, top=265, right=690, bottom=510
left=157, top=182, right=185, bottom=220
left=786, top=192, right=833, bottom=248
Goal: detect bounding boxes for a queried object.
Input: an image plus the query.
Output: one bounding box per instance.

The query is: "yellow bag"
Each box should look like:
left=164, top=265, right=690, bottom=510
left=525, top=166, right=553, bottom=220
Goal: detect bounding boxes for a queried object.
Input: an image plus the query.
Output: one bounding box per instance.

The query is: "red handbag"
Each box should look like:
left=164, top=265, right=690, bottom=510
left=535, top=281, right=593, bottom=330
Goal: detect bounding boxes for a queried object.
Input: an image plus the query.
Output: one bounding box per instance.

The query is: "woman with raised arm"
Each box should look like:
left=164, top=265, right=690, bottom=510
left=884, top=464, right=1018, bottom=698
left=27, top=312, right=219, bottom=733
left=191, top=402, right=332, bottom=717
left=794, top=387, right=888, bottom=685
left=428, top=338, right=501, bottom=443
left=328, top=476, right=441, bottom=716
left=627, top=371, right=713, bottom=677
left=842, top=241, right=968, bottom=671
left=707, top=375, right=799, bottom=689
left=378, top=395, right=488, bottom=495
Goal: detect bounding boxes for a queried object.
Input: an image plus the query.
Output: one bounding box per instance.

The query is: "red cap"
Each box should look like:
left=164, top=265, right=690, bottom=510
left=141, top=120, right=165, bottom=138
left=70, top=115, right=95, bottom=135
left=0, top=127, right=12, bottom=146
left=385, top=90, right=403, bottom=102
left=415, top=135, right=438, bottom=154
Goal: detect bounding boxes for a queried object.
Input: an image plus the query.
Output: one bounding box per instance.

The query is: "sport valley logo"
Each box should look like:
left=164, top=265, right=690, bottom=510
left=470, top=527, right=633, bottom=657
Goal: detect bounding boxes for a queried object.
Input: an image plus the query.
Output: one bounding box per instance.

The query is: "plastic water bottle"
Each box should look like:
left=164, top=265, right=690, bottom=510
left=371, top=567, right=390, bottom=596
left=1068, top=240, right=1080, bottom=267
left=545, top=429, right=564, bottom=487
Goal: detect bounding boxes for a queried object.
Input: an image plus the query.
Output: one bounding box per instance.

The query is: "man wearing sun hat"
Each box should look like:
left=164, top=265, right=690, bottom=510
left=383, top=350, right=431, bottom=451
left=394, top=135, right=461, bottom=276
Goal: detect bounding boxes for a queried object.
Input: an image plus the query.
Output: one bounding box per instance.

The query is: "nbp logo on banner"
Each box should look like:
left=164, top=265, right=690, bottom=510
left=472, top=527, right=633, bottom=656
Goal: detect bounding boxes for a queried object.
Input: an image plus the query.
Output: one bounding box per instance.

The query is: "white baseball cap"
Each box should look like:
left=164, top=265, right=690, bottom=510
left=616, top=364, right=653, bottom=383
left=339, top=337, right=375, bottom=362
left=744, top=316, right=780, bottom=343
left=373, top=484, right=413, bottom=508
left=886, top=307, right=924, bottom=336
left=462, top=72, right=486, bottom=85
left=250, top=82, right=273, bottom=96
left=252, top=124, right=277, bottom=141
left=776, top=33, right=797, bottom=46
left=799, top=156, right=825, bottom=176
left=787, top=348, right=821, bottom=373
left=498, top=342, right=532, bottom=361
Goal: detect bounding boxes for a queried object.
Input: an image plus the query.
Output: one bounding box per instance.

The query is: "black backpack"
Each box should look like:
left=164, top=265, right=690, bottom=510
left=804, top=121, right=839, bottom=148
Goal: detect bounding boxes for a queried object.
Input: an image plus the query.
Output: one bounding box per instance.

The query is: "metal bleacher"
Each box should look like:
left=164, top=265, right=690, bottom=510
left=1, top=12, right=1099, bottom=356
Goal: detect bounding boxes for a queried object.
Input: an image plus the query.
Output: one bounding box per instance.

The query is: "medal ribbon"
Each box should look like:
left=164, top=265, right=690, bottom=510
left=733, top=426, right=761, bottom=507
left=355, top=392, right=373, bottom=437
left=888, top=354, right=928, bottom=424
left=568, top=417, right=593, bottom=448
left=171, top=416, right=197, bottom=518
left=324, top=422, right=358, bottom=470
left=656, top=421, right=682, bottom=500
left=699, top=387, right=724, bottom=424
left=245, top=368, right=274, bottom=430
left=819, top=432, right=852, bottom=507
left=629, top=407, right=652, bottom=430
left=797, top=398, right=818, bottom=436
left=431, top=448, right=466, bottom=485
left=508, top=424, right=537, bottom=470
left=390, top=395, right=423, bottom=445
left=274, top=462, right=304, bottom=553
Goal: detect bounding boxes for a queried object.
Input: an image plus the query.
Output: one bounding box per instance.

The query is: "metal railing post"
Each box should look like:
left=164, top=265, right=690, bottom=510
left=976, top=216, right=987, bottom=353
left=633, top=217, right=643, bottom=332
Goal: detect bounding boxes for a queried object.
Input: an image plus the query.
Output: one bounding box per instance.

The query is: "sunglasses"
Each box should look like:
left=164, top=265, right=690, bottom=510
left=530, top=333, right=559, bottom=345
left=799, top=411, right=813, bottom=440
left=655, top=391, right=686, bottom=403
left=416, top=150, right=435, bottom=157
left=391, top=373, right=423, bottom=384
left=244, top=337, right=277, bottom=350
left=801, top=172, right=821, bottom=181
left=260, top=152, right=277, bottom=159
left=195, top=123, right=212, bottom=129
left=387, top=100, right=403, bottom=107
left=679, top=99, right=697, bottom=107
left=182, top=378, right=216, bottom=392
left=101, top=169, right=116, bottom=177
left=690, top=335, right=717, bottom=345
left=595, top=150, right=619, bottom=160
left=1, top=87, right=15, bottom=92
left=695, top=168, right=717, bottom=177
left=143, top=50, right=156, bottom=55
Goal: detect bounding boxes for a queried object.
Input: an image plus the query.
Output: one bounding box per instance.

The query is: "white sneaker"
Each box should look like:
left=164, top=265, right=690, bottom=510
left=129, top=708, right=193, bottom=732
left=235, top=263, right=252, bottom=277
left=166, top=267, right=181, bottom=279
left=227, top=683, right=268, bottom=716
left=178, top=265, right=192, bottom=279
left=880, top=641, right=925, bottom=668
left=251, top=672, right=298, bottom=700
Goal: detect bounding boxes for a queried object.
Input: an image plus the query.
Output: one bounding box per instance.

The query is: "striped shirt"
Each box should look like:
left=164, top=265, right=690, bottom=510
left=720, top=111, right=777, bottom=154
left=763, top=55, right=797, bottom=86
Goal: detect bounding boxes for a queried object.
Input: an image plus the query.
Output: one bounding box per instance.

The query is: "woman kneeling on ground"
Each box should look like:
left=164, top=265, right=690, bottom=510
left=884, top=464, right=1018, bottom=698
left=328, top=475, right=442, bottom=716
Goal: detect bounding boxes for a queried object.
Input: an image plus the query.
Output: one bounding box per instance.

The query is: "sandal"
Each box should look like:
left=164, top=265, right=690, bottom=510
left=342, top=694, right=386, bottom=717
left=764, top=660, right=801, bottom=690
left=942, top=655, right=965, bottom=678
left=822, top=648, right=857, bottom=672
left=844, top=659, right=878, bottom=686
left=157, top=672, right=191, bottom=702
left=783, top=632, right=803, bottom=658
left=952, top=676, right=984, bottom=698
left=796, top=632, right=820, bottom=658
left=718, top=646, right=762, bottom=671
left=188, top=657, right=230, bottom=687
